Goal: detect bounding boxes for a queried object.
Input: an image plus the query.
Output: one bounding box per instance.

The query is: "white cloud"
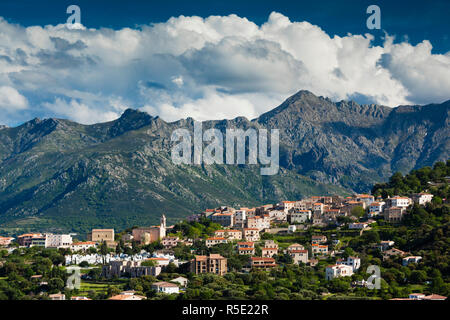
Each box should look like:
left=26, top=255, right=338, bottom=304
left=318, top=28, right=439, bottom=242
left=0, top=12, right=448, bottom=125
left=0, top=86, right=28, bottom=110
left=42, top=98, right=120, bottom=124
left=171, top=75, right=184, bottom=87
left=142, top=88, right=259, bottom=121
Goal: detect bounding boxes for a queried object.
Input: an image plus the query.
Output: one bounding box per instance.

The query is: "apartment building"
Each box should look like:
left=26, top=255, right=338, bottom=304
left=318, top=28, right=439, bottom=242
left=210, top=213, right=235, bottom=227
left=237, top=241, right=255, bottom=255
left=311, top=244, right=328, bottom=255
left=214, top=229, right=242, bottom=240
left=190, top=254, right=228, bottom=275
left=249, top=257, right=277, bottom=270
left=243, top=228, right=260, bottom=241
left=311, top=235, right=327, bottom=244
left=280, top=201, right=296, bottom=213
left=246, top=215, right=270, bottom=231
left=289, top=210, right=311, bottom=224
left=17, top=233, right=46, bottom=247
left=234, top=210, right=247, bottom=228
left=205, top=237, right=228, bottom=247
left=45, top=234, right=73, bottom=248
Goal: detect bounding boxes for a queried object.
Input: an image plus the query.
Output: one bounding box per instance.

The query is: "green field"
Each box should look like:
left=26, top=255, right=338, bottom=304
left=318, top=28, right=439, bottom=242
left=78, top=281, right=125, bottom=296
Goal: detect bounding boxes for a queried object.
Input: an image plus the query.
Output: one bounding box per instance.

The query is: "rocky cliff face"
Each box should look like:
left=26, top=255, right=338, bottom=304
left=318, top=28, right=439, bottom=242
left=0, top=90, right=448, bottom=234
left=257, top=91, right=449, bottom=190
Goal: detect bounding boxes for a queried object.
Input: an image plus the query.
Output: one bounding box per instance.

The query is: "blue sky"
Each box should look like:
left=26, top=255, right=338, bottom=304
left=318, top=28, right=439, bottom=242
left=0, top=0, right=449, bottom=125
left=1, top=0, right=448, bottom=52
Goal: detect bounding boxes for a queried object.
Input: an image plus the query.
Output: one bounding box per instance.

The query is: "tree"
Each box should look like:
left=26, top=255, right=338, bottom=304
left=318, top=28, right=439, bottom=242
left=87, top=268, right=102, bottom=281
left=165, top=262, right=178, bottom=273
left=79, top=261, right=89, bottom=268
left=351, top=206, right=365, bottom=218
left=327, top=278, right=350, bottom=293
left=430, top=276, right=448, bottom=296
left=409, top=270, right=427, bottom=284
left=141, top=260, right=156, bottom=267
left=106, top=286, right=121, bottom=298
left=99, top=241, right=108, bottom=265
left=116, top=239, right=125, bottom=254
left=87, top=247, right=97, bottom=254
left=48, top=278, right=65, bottom=293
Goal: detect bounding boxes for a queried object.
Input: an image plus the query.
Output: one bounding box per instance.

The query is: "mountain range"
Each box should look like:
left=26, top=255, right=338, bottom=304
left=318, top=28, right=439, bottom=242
left=0, top=90, right=448, bottom=235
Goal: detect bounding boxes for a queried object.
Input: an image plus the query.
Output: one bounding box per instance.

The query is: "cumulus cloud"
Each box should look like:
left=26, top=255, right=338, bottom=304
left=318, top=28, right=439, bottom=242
left=0, top=13, right=448, bottom=125
left=42, top=98, right=122, bottom=124
left=0, top=86, right=28, bottom=110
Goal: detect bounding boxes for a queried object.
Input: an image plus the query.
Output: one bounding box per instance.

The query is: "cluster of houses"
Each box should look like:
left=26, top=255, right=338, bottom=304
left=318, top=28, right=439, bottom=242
left=187, top=193, right=434, bottom=231
left=0, top=191, right=442, bottom=299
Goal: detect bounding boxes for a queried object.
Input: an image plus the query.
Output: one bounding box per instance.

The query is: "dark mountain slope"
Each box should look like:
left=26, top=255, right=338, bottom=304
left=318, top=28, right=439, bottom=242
left=0, top=91, right=448, bottom=234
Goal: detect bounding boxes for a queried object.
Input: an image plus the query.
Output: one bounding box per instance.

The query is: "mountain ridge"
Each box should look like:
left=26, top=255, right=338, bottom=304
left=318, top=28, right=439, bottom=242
left=0, top=90, right=448, bottom=234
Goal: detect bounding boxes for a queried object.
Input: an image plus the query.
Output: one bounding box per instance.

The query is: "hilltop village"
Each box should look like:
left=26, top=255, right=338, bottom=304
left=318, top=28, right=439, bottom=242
left=1, top=182, right=448, bottom=300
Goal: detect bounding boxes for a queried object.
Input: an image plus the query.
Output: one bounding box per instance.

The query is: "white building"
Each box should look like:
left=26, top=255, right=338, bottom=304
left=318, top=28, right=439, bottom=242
left=289, top=210, right=311, bottom=224
left=171, top=276, right=188, bottom=287
left=214, top=230, right=242, bottom=240
left=412, top=193, right=434, bottom=205
left=290, top=249, right=308, bottom=264
left=349, top=222, right=369, bottom=230
left=377, top=240, right=395, bottom=251
left=389, top=196, right=412, bottom=208
left=402, top=256, right=422, bottom=266
left=337, top=256, right=361, bottom=271
left=246, top=215, right=270, bottom=231
left=151, top=281, right=180, bottom=294
left=369, top=202, right=385, bottom=216
left=325, top=264, right=354, bottom=280
left=355, top=194, right=375, bottom=206
left=70, top=241, right=97, bottom=252
left=268, top=210, right=287, bottom=222
left=45, top=234, right=73, bottom=248
left=280, top=201, right=296, bottom=213
left=205, top=237, right=228, bottom=247
left=313, top=203, right=324, bottom=214
left=243, top=228, right=260, bottom=242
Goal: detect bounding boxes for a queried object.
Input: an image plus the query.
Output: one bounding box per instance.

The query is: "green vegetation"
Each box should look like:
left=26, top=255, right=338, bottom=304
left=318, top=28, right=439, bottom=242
left=171, top=218, right=223, bottom=239
left=372, top=160, right=450, bottom=199
left=0, top=162, right=449, bottom=300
